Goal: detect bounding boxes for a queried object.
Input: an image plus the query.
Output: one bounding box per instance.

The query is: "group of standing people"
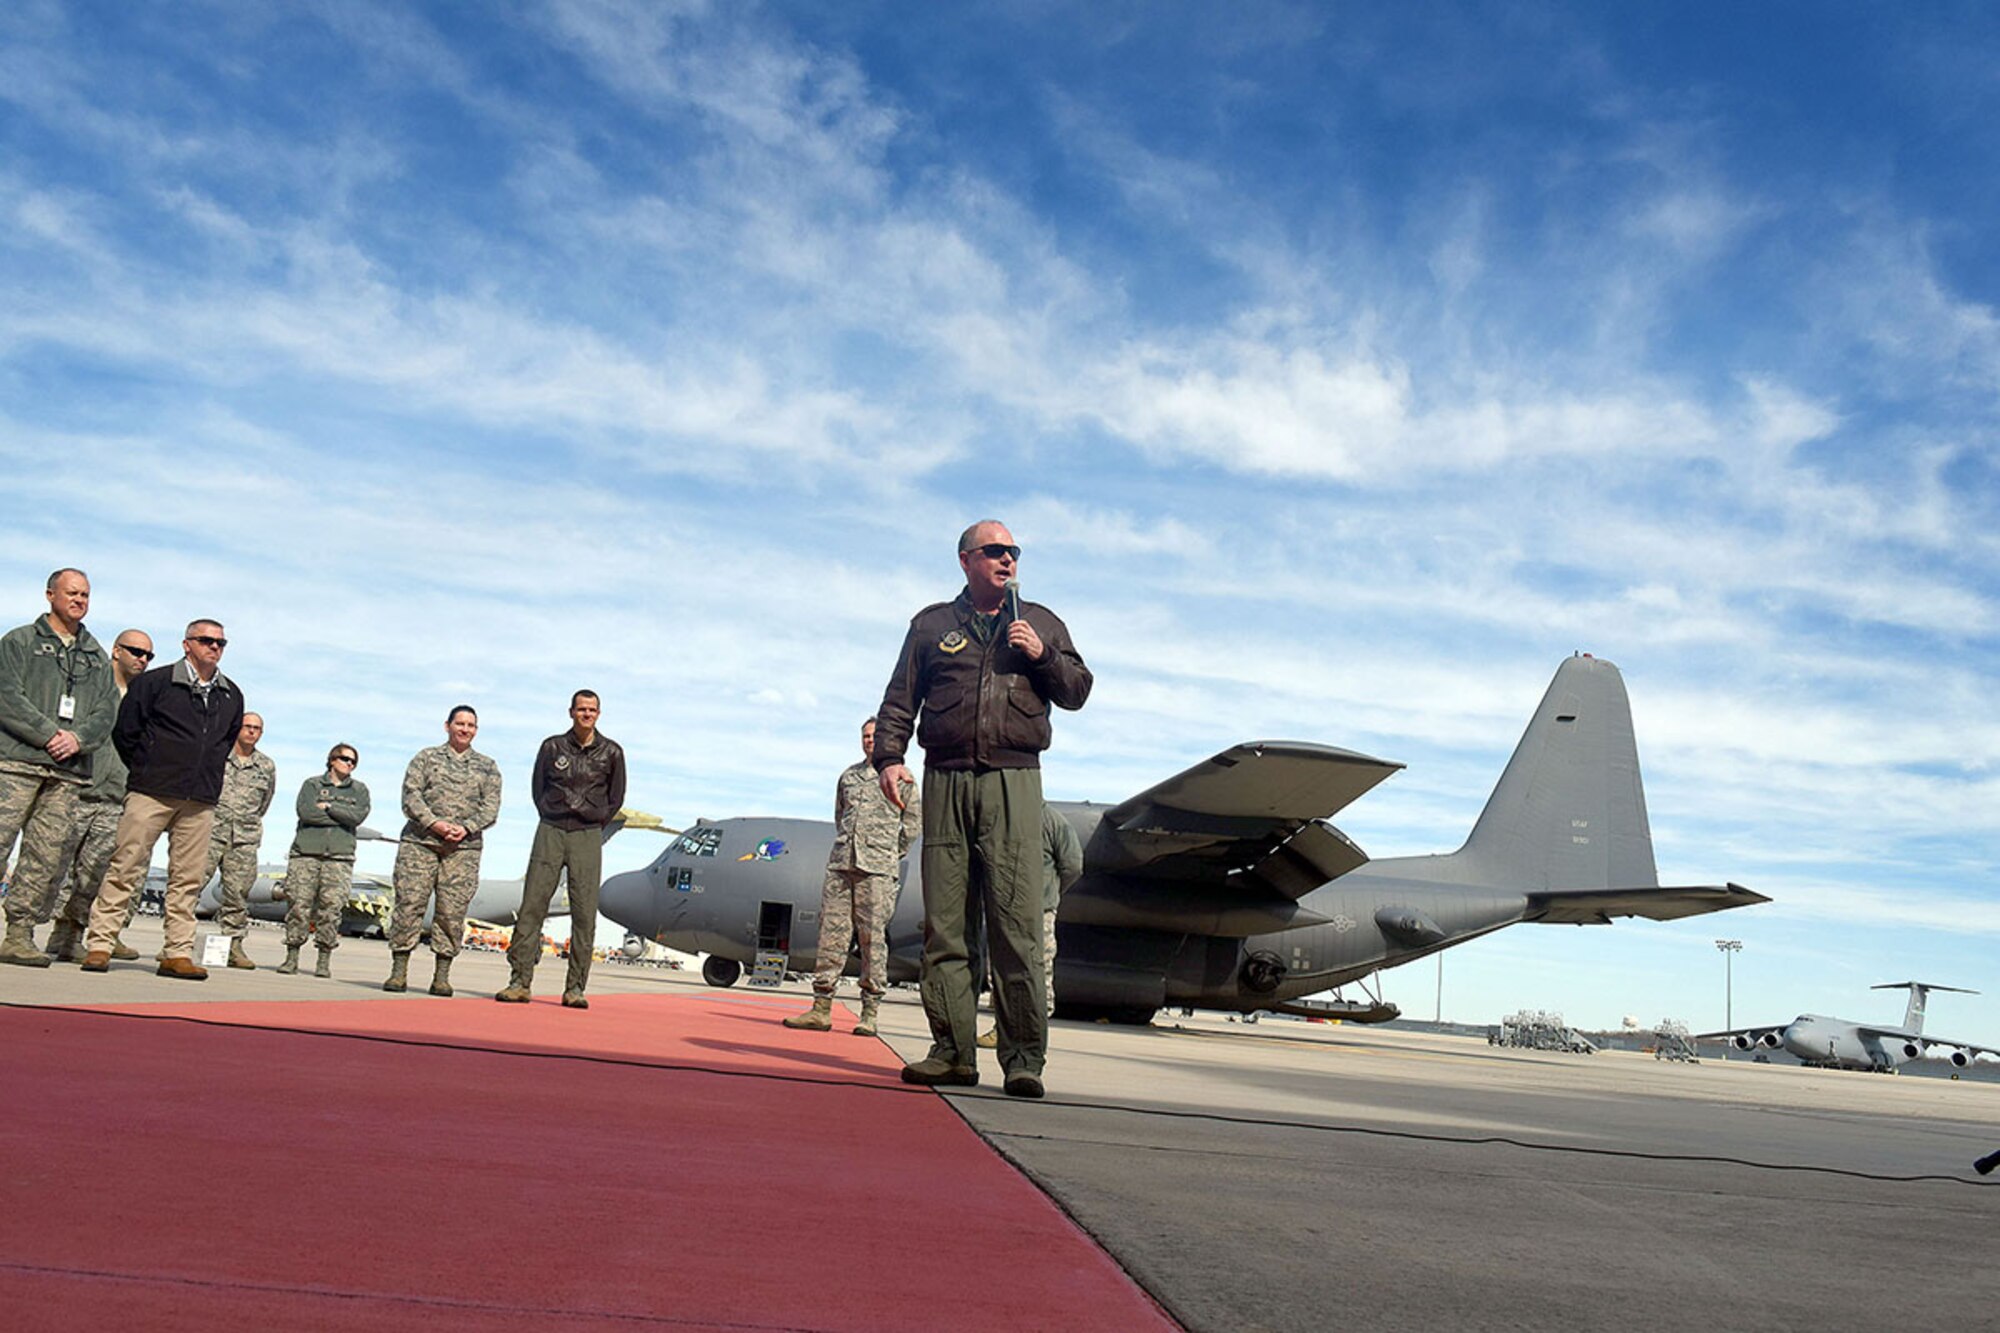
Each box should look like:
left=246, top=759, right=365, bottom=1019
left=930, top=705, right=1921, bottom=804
left=6, top=517, right=1092, bottom=1092
left=0, top=572, right=243, bottom=979
left=0, top=568, right=627, bottom=1007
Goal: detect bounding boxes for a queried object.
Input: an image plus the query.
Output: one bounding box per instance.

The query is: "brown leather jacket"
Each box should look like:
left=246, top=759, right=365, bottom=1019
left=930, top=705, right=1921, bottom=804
left=873, top=591, right=1092, bottom=773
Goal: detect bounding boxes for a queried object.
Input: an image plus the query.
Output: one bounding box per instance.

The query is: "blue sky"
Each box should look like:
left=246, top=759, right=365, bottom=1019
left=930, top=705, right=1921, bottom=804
left=3, top=2, right=1996, bottom=1039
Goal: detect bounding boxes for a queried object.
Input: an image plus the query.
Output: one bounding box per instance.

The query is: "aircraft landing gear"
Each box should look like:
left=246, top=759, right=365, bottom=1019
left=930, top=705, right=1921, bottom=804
left=702, top=955, right=742, bottom=988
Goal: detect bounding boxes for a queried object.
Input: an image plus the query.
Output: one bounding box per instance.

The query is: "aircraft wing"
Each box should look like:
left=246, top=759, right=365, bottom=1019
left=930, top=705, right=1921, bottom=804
left=1090, top=741, right=1403, bottom=894
left=1694, top=1024, right=1786, bottom=1043
left=1852, top=1027, right=2000, bottom=1061
left=1526, top=882, right=1770, bottom=924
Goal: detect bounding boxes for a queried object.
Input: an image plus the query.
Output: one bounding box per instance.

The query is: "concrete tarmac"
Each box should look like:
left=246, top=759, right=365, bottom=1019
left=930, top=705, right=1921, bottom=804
left=7, top=919, right=1997, bottom=1332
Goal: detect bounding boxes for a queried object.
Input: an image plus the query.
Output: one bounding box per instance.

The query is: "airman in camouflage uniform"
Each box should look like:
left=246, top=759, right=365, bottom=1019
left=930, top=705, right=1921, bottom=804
left=785, top=718, right=919, bottom=1037
left=0, top=570, right=118, bottom=968
left=275, top=744, right=370, bottom=978
left=386, top=705, right=502, bottom=997
left=44, top=630, right=154, bottom=962
left=205, top=714, right=276, bottom=967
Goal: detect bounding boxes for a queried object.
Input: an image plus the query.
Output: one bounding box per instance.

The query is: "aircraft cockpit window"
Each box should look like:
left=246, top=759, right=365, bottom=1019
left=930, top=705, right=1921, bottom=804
left=673, top=827, right=725, bottom=857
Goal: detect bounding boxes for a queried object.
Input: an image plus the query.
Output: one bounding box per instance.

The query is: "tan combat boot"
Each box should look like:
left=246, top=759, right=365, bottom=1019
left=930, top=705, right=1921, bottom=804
left=275, top=945, right=301, bottom=974
left=854, top=995, right=882, bottom=1037
left=382, top=950, right=409, bottom=992
left=784, top=994, right=834, bottom=1030
left=109, top=936, right=140, bottom=961
left=494, top=969, right=532, bottom=1003
left=314, top=946, right=333, bottom=978
left=429, top=955, right=453, bottom=997
left=228, top=938, right=257, bottom=970
left=0, top=920, right=52, bottom=968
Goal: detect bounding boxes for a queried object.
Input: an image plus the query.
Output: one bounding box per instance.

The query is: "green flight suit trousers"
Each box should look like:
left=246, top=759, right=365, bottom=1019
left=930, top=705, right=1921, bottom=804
left=508, top=822, right=602, bottom=996
left=919, top=767, right=1046, bottom=1076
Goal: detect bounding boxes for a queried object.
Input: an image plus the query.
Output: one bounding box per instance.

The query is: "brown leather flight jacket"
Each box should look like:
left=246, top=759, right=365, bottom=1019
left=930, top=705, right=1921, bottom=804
left=873, top=591, right=1092, bottom=773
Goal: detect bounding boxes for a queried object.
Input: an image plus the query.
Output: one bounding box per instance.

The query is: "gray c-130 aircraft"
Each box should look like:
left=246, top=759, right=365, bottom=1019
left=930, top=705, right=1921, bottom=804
left=1700, top=982, right=2000, bottom=1072
left=600, top=654, right=1768, bottom=1023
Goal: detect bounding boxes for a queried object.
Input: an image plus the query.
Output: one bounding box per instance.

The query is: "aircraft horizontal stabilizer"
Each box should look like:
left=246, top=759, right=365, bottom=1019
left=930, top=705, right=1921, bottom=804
left=1091, top=741, right=1402, bottom=888
left=1525, top=882, right=1769, bottom=925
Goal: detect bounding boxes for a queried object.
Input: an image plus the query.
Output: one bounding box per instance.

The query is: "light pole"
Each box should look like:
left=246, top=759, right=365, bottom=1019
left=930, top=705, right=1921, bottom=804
left=1715, top=940, right=1742, bottom=1055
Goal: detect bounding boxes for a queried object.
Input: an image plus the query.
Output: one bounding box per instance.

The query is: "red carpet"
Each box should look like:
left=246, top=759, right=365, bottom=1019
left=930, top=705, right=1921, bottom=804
left=0, top=993, right=1175, bottom=1331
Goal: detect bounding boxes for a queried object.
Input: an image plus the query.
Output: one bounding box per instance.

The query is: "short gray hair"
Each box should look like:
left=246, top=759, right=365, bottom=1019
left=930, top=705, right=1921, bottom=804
left=957, top=520, right=1006, bottom=553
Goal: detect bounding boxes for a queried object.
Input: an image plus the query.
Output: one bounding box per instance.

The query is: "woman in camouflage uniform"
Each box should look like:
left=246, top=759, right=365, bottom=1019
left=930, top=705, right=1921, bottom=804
left=275, top=744, right=370, bottom=978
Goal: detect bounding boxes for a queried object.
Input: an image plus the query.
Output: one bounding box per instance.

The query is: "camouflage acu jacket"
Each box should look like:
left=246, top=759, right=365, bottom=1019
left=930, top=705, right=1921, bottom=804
left=827, top=759, right=919, bottom=876
left=213, top=749, right=278, bottom=833
left=400, top=743, right=503, bottom=851
left=81, top=684, right=130, bottom=804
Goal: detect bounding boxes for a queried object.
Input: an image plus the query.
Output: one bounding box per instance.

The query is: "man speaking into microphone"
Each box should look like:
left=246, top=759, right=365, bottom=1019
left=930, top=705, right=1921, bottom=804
left=872, top=520, right=1092, bottom=1098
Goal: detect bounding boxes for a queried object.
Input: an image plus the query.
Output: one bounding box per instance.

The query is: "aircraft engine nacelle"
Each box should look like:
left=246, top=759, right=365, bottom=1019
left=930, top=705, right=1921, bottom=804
left=1946, top=1048, right=1970, bottom=1068
left=1757, top=1031, right=1782, bottom=1049
left=1239, top=950, right=1287, bottom=995
left=1903, top=1041, right=1924, bottom=1061
left=1731, top=1034, right=1754, bottom=1050
left=621, top=934, right=645, bottom=959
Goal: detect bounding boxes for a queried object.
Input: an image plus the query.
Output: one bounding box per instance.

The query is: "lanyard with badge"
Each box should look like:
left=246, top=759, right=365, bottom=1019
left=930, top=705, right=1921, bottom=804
left=56, top=642, right=79, bottom=724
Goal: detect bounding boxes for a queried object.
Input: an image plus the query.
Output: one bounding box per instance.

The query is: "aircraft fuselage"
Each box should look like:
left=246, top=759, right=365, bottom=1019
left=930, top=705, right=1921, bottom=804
left=598, top=806, right=1537, bottom=1019
left=1769, top=1015, right=1936, bottom=1072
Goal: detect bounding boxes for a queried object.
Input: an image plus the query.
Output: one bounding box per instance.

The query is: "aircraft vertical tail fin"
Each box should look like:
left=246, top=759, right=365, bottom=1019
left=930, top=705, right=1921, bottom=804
left=1872, top=981, right=1979, bottom=1034
left=1452, top=655, right=1658, bottom=892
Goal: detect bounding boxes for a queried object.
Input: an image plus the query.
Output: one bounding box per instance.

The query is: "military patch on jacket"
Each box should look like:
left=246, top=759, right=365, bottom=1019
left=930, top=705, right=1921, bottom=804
left=554, top=755, right=571, bottom=770
left=938, top=630, right=968, bottom=654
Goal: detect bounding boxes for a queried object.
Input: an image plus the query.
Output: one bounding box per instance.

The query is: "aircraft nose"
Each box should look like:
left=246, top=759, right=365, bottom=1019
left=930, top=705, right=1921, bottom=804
left=600, top=867, right=651, bottom=928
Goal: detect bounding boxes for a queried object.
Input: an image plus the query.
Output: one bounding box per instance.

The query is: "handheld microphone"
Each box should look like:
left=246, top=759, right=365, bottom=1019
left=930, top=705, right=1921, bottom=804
left=1004, top=577, right=1021, bottom=625
left=1977, top=1148, right=2000, bottom=1176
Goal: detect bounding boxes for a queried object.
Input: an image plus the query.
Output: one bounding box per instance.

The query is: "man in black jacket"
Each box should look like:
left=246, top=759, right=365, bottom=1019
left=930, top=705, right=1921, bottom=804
left=873, top=520, right=1092, bottom=1097
left=82, top=619, right=245, bottom=979
left=498, top=690, right=625, bottom=1008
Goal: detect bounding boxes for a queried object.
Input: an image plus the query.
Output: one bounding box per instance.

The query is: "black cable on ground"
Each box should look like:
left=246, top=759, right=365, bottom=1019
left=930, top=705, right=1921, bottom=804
left=9, top=998, right=1994, bottom=1188
left=971, top=1117, right=1996, bottom=1188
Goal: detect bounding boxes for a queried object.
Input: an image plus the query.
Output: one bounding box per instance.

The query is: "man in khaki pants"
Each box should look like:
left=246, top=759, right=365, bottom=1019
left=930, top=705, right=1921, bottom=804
left=83, top=620, right=246, bottom=979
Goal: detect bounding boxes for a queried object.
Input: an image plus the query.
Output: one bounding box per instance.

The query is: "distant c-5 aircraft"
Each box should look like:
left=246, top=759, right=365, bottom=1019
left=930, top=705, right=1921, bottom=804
left=601, top=655, right=1767, bottom=1024
left=1701, top=982, right=1999, bottom=1072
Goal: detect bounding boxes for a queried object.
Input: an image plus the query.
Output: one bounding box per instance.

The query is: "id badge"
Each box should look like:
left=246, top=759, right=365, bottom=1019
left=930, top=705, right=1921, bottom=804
left=57, top=694, right=76, bottom=721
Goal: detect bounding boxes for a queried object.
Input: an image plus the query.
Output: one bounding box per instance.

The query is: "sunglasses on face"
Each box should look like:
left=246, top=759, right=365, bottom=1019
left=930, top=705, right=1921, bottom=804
left=119, top=646, right=154, bottom=662
left=189, top=636, right=227, bottom=649
left=333, top=755, right=357, bottom=766
left=968, top=543, right=1021, bottom=561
